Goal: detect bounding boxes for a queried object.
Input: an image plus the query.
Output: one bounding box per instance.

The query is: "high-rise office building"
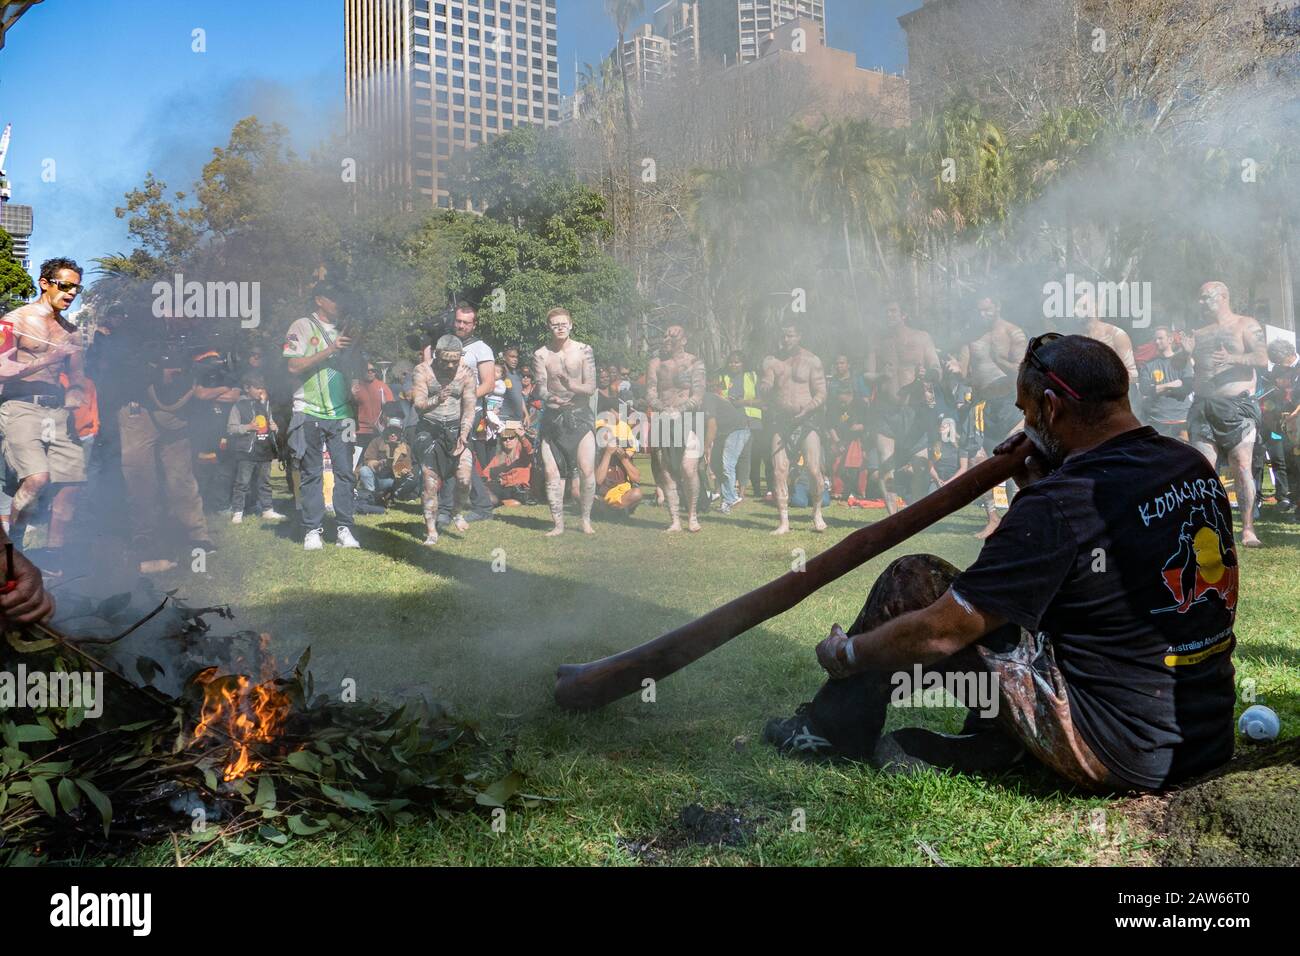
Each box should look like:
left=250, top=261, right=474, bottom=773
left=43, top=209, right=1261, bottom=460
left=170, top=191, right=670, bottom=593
left=698, top=0, right=826, bottom=67
left=0, top=202, right=33, bottom=272
left=618, top=23, right=673, bottom=92
left=654, top=1, right=701, bottom=72
left=346, top=0, right=560, bottom=209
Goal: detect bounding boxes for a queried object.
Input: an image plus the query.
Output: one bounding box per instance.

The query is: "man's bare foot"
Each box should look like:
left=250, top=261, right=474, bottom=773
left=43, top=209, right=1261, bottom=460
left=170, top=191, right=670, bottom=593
left=453, top=515, right=469, bottom=533
left=422, top=533, right=439, bottom=547
left=581, top=521, right=596, bottom=535
left=811, top=515, right=827, bottom=533
left=687, top=516, right=702, bottom=533
left=139, top=559, right=178, bottom=574
left=1241, top=530, right=1263, bottom=548
left=665, top=521, right=682, bottom=533
left=771, top=523, right=790, bottom=536
left=545, top=525, right=564, bottom=537
left=975, top=513, right=1001, bottom=539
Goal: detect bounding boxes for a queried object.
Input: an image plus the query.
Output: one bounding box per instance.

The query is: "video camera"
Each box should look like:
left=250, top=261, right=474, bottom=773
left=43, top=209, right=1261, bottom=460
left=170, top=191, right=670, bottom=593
left=404, top=307, right=456, bottom=354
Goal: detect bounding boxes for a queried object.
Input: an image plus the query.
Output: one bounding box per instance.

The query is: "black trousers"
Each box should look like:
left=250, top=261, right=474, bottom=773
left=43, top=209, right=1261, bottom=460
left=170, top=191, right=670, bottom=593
left=804, top=554, right=1011, bottom=755
left=1262, top=431, right=1297, bottom=502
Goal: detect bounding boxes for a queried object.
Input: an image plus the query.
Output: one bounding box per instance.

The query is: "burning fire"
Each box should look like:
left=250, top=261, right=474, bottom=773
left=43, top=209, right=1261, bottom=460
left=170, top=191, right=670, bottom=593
left=192, top=668, right=292, bottom=782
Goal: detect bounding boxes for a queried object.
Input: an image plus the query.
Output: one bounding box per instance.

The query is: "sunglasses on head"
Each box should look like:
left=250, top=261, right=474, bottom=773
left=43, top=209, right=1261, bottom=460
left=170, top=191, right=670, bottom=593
left=1024, top=333, right=1083, bottom=401
left=48, top=280, right=83, bottom=295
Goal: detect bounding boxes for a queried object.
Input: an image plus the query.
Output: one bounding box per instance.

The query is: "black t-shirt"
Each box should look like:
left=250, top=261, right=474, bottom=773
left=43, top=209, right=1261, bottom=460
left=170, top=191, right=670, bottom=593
left=1138, top=355, right=1193, bottom=424
left=191, top=360, right=237, bottom=448
left=952, top=427, right=1237, bottom=789
left=705, top=391, right=750, bottom=438
left=825, top=396, right=868, bottom=437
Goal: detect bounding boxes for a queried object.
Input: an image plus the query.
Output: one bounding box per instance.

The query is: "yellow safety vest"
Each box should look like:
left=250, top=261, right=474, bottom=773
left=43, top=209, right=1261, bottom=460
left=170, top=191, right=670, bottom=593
left=722, top=372, right=762, bottom=422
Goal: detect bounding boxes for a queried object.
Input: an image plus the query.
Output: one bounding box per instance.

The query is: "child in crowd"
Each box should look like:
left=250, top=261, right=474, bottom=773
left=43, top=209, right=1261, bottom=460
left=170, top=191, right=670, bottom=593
left=227, top=372, right=285, bottom=524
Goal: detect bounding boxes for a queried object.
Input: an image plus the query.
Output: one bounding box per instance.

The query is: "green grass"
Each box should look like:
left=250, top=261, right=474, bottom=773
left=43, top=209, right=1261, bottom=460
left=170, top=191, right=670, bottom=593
left=125, top=467, right=1300, bottom=866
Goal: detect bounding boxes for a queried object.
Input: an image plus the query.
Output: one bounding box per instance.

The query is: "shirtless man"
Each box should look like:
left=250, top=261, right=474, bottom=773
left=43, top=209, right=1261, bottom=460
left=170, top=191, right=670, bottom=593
left=863, top=301, right=941, bottom=514
left=0, top=258, right=88, bottom=559
left=1072, top=287, right=1138, bottom=383
left=533, top=308, right=598, bottom=536
left=946, top=295, right=1027, bottom=538
left=410, top=334, right=477, bottom=546
left=761, top=323, right=827, bottom=535
left=646, top=325, right=707, bottom=533
left=1183, top=281, right=1268, bottom=548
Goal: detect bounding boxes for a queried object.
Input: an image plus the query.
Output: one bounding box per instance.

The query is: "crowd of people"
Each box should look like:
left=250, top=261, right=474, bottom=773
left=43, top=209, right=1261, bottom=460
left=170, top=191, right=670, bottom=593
left=0, top=257, right=1295, bottom=577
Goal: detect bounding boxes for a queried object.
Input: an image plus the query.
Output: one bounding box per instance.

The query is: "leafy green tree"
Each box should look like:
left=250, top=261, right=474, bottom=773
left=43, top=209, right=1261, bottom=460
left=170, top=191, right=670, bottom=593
left=450, top=186, right=635, bottom=355
left=445, top=125, right=582, bottom=230
left=0, top=228, right=36, bottom=315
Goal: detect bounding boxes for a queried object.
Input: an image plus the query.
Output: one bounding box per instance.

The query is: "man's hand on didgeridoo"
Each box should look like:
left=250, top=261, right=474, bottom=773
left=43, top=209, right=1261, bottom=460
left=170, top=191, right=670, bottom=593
left=1, top=548, right=56, bottom=626
left=992, top=431, right=1050, bottom=489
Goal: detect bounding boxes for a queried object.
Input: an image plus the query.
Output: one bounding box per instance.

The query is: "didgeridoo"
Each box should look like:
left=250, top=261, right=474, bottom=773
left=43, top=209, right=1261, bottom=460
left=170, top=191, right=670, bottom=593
left=554, top=440, right=1032, bottom=711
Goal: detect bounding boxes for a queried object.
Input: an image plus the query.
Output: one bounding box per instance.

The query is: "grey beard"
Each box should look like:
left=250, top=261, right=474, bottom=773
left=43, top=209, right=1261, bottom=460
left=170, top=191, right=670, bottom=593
left=1023, top=424, right=1066, bottom=471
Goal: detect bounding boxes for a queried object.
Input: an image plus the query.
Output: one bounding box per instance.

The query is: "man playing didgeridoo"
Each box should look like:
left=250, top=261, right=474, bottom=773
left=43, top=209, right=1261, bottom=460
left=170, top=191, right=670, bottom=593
left=765, top=335, right=1237, bottom=792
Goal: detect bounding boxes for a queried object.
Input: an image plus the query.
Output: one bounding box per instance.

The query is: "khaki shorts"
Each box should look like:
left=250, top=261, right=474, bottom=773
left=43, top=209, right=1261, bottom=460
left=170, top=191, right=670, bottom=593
left=0, top=400, right=87, bottom=483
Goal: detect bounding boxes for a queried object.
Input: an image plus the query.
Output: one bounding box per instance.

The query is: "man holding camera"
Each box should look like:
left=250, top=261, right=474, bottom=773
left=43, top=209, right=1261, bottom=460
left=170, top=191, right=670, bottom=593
left=283, top=280, right=363, bottom=551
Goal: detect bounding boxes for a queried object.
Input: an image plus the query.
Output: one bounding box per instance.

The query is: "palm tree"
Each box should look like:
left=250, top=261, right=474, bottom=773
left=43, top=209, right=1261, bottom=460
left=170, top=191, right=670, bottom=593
left=786, top=119, right=900, bottom=312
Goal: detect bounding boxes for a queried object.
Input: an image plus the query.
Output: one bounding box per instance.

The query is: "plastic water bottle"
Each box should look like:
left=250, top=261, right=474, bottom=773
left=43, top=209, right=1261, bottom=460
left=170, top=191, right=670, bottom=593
left=1238, top=705, right=1280, bottom=742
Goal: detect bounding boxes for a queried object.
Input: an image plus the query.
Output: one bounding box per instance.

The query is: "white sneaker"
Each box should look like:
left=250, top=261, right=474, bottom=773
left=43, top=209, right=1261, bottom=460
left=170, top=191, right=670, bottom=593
left=261, top=510, right=287, bottom=520
left=336, top=526, right=361, bottom=549
left=231, top=512, right=243, bottom=524
left=303, top=528, right=324, bottom=551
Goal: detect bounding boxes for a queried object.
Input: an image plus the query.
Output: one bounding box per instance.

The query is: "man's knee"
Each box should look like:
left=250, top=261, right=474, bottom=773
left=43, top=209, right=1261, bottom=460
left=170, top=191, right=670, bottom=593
left=18, top=472, right=50, bottom=496
left=851, top=554, right=961, bottom=634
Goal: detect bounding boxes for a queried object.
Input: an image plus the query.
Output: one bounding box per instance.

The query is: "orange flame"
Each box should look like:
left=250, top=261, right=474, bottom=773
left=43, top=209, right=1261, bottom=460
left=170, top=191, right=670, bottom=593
left=193, top=671, right=292, bottom=782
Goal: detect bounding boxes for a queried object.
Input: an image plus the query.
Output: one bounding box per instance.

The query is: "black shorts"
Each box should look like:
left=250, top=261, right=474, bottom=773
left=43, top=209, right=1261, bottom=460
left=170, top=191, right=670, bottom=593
left=412, top=420, right=460, bottom=481
left=875, top=403, right=915, bottom=442
left=1187, top=393, right=1260, bottom=456
left=541, top=406, right=595, bottom=477
left=770, top=413, right=819, bottom=457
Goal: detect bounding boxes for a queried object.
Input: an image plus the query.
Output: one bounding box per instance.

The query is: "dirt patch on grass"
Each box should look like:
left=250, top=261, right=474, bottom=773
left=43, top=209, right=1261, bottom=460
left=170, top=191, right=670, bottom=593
left=617, top=803, right=770, bottom=863
left=1116, top=737, right=1300, bottom=866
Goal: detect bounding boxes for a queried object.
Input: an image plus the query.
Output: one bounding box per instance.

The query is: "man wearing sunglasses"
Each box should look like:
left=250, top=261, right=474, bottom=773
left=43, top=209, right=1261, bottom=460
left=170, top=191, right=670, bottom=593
left=767, top=334, right=1238, bottom=794
left=0, top=258, right=88, bottom=567
left=1182, top=281, right=1268, bottom=548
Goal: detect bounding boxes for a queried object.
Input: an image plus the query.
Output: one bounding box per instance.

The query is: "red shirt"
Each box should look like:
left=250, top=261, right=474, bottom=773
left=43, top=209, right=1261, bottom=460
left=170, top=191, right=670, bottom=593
left=354, top=378, right=394, bottom=436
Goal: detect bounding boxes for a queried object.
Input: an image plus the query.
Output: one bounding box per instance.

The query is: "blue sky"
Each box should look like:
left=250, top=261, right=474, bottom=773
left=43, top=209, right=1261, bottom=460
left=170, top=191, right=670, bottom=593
left=0, top=0, right=911, bottom=276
